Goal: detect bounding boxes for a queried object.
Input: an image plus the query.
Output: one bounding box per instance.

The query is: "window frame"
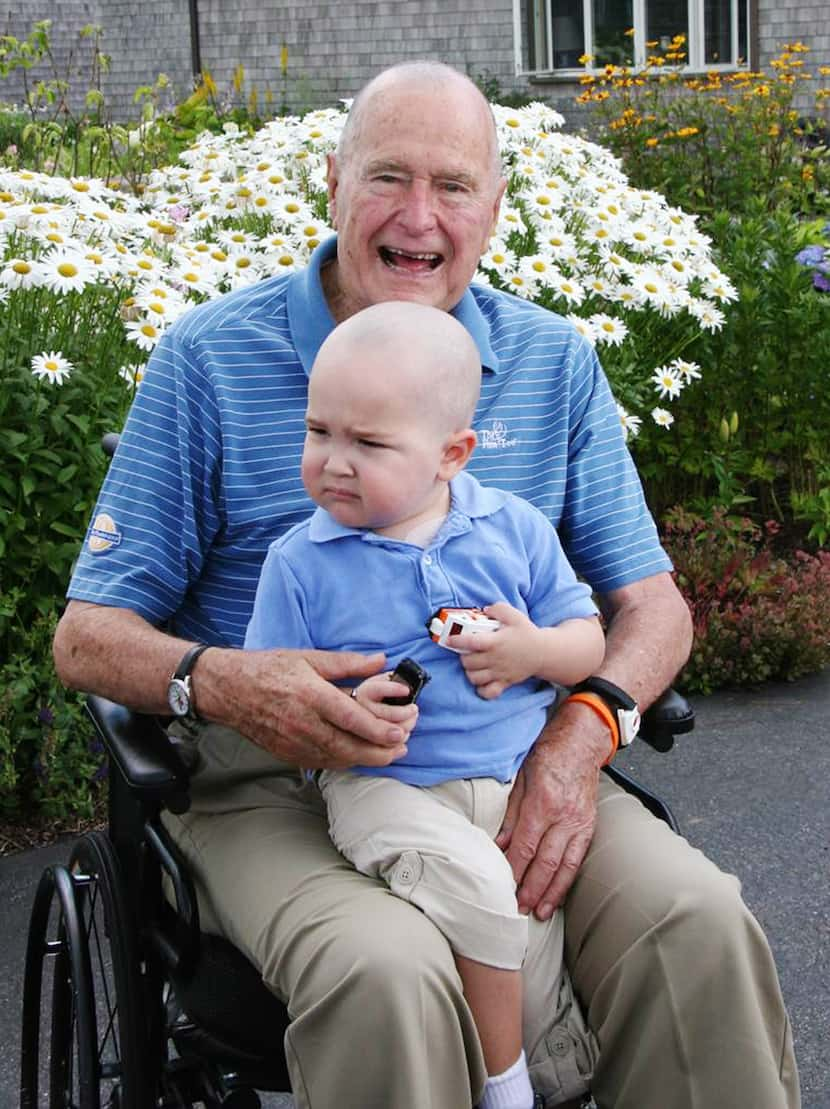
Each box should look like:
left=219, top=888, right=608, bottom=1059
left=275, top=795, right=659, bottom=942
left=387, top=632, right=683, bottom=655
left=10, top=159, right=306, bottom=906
left=512, top=0, right=753, bottom=78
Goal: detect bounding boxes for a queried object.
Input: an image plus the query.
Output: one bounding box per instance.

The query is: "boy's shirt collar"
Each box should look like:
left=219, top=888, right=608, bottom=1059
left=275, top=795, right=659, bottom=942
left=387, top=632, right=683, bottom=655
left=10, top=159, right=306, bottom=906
left=308, top=471, right=508, bottom=545
left=287, top=236, right=501, bottom=378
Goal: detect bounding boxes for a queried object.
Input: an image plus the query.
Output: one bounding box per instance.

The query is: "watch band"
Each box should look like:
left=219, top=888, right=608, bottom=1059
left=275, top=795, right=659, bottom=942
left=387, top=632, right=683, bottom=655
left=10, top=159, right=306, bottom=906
left=571, top=676, right=637, bottom=710
left=169, top=643, right=211, bottom=721
left=173, top=642, right=211, bottom=681
left=571, top=676, right=641, bottom=747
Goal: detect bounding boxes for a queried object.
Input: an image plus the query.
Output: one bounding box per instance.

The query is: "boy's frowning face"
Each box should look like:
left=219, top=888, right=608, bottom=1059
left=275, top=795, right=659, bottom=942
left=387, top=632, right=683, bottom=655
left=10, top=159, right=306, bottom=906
left=302, top=342, right=461, bottom=539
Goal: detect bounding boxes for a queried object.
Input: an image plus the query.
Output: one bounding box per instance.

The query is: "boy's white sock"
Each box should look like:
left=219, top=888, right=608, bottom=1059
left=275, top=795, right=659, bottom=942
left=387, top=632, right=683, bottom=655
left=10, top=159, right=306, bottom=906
left=479, top=1049, right=535, bottom=1109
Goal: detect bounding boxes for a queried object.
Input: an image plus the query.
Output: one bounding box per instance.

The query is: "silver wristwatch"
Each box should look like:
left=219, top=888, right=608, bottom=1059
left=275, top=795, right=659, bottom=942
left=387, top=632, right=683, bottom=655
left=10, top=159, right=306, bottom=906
left=167, top=643, right=211, bottom=721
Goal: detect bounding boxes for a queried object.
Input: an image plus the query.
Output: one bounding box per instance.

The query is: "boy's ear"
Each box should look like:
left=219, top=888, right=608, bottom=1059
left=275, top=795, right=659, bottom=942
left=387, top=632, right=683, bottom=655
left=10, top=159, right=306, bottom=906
left=439, top=428, right=477, bottom=479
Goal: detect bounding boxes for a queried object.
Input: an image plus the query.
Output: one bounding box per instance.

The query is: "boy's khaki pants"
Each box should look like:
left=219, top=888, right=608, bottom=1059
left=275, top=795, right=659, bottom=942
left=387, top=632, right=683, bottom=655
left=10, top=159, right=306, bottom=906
left=165, top=725, right=799, bottom=1108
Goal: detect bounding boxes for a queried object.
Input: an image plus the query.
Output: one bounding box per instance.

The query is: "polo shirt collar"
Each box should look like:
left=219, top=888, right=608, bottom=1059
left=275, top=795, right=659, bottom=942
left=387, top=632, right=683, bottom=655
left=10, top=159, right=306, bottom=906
left=307, top=471, right=507, bottom=544
left=286, top=236, right=501, bottom=377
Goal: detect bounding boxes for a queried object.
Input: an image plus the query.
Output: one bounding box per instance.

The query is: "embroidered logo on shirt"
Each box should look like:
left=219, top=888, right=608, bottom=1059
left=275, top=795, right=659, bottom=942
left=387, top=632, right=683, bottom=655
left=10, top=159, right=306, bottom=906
left=88, top=512, right=123, bottom=554
left=479, top=419, right=518, bottom=450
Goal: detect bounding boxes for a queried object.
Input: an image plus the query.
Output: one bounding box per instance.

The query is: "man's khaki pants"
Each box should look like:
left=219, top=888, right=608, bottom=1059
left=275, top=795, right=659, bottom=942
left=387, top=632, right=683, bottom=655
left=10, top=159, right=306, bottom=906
left=166, top=725, right=799, bottom=1109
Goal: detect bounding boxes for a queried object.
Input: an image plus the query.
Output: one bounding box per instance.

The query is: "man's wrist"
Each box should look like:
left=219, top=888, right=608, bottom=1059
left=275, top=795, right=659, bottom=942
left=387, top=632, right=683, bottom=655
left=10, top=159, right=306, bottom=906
left=542, top=696, right=616, bottom=768
left=185, top=644, right=236, bottom=726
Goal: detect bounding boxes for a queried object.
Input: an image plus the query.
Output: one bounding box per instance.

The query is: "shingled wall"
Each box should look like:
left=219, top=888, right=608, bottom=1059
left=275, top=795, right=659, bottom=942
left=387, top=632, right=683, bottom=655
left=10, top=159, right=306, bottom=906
left=1, top=1, right=827, bottom=128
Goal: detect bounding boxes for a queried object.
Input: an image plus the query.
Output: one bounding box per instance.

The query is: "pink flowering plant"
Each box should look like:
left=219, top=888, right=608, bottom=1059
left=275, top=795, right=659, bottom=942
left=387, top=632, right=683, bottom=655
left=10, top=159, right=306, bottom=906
left=662, top=507, right=830, bottom=694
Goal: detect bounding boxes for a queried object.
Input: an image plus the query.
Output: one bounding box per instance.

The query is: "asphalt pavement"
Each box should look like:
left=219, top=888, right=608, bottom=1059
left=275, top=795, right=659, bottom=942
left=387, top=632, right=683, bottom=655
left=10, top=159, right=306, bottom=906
left=1, top=670, right=828, bottom=1108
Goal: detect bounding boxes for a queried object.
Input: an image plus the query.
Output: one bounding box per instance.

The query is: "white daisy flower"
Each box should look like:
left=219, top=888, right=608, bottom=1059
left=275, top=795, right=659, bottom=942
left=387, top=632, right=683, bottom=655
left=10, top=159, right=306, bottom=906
left=171, top=262, right=219, bottom=296
left=651, top=366, right=684, bottom=399
left=652, top=407, right=675, bottom=429
left=480, top=242, right=517, bottom=275
left=672, top=358, right=702, bottom=382
left=40, top=250, right=96, bottom=294
left=566, top=314, right=597, bottom=345
left=702, top=277, right=739, bottom=303
left=264, top=247, right=301, bottom=273
left=541, top=230, right=578, bottom=259
left=549, top=273, right=585, bottom=307
left=31, top=350, right=73, bottom=385
left=125, top=318, right=164, bottom=351
left=519, top=255, right=558, bottom=284
left=590, top=314, right=629, bottom=346
left=0, top=257, right=43, bottom=290
left=687, top=300, right=726, bottom=331
left=617, top=404, right=642, bottom=441
left=504, top=271, right=540, bottom=299
left=496, top=207, right=527, bottom=236
left=118, top=363, right=147, bottom=388
left=217, top=228, right=256, bottom=250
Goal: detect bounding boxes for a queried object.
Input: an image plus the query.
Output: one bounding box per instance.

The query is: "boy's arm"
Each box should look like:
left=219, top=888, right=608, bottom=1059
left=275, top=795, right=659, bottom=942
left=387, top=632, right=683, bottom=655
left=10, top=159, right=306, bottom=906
left=459, top=605, right=604, bottom=699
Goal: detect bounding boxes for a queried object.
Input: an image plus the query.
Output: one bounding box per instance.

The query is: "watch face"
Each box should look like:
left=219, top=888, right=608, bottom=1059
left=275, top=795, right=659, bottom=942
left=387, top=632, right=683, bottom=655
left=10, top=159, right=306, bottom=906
left=167, top=678, right=190, bottom=717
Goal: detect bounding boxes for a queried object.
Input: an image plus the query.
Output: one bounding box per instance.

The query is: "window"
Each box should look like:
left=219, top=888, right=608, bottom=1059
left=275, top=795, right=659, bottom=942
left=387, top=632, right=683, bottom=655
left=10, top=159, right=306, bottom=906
left=515, top=0, right=751, bottom=75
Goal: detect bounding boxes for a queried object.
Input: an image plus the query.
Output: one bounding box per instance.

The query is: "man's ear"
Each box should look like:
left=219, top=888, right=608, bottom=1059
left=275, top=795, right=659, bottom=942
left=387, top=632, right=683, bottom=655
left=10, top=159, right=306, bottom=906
left=439, top=428, right=477, bottom=479
left=326, top=152, right=339, bottom=228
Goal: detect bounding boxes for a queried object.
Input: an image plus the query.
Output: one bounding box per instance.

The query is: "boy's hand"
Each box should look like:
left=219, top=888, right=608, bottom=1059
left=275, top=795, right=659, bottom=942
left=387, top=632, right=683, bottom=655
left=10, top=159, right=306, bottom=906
left=351, top=673, right=419, bottom=740
left=457, top=602, right=540, bottom=699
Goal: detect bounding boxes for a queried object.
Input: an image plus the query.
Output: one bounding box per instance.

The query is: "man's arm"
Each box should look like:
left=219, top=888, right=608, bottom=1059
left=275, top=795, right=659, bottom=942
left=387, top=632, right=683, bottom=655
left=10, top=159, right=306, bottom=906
left=496, top=571, right=692, bottom=918
left=53, top=600, right=410, bottom=768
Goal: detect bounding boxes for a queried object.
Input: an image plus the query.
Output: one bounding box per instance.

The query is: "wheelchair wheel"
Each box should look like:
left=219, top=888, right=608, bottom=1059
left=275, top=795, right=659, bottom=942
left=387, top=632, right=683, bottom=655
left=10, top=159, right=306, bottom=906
left=20, top=831, right=147, bottom=1108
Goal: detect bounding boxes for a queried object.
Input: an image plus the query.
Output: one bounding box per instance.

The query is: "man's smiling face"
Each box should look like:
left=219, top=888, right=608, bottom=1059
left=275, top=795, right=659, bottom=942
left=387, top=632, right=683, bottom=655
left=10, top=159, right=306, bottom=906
left=324, top=72, right=505, bottom=320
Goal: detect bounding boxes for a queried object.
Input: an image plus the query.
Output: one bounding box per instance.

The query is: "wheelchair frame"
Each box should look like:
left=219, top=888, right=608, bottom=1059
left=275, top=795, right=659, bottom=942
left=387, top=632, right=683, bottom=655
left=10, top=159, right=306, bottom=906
left=18, top=689, right=693, bottom=1109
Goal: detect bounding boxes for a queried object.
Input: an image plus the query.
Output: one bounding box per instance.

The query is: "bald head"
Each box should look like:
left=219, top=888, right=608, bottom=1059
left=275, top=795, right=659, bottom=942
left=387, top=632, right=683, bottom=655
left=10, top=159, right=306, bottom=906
left=337, top=62, right=502, bottom=180
left=312, top=301, right=482, bottom=433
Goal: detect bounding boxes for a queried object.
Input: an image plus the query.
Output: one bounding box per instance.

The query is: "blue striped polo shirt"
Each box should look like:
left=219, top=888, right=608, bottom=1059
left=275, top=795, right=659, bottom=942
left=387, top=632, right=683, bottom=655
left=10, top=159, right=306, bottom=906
left=68, top=236, right=670, bottom=647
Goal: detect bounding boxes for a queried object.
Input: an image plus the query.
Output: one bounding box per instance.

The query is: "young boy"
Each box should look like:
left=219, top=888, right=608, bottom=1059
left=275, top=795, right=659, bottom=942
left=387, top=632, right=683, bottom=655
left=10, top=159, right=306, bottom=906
left=245, top=301, right=605, bottom=1109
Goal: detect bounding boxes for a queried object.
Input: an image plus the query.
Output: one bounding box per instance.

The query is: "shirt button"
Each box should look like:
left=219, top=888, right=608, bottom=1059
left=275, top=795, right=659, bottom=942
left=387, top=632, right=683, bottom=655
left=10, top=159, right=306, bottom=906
left=550, top=1032, right=570, bottom=1057
left=423, top=555, right=433, bottom=566
left=398, top=867, right=414, bottom=883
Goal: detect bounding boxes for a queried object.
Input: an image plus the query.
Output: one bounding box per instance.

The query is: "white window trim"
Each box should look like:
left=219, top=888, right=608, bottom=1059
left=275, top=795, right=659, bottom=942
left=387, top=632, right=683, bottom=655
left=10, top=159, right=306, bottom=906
left=513, top=0, right=751, bottom=77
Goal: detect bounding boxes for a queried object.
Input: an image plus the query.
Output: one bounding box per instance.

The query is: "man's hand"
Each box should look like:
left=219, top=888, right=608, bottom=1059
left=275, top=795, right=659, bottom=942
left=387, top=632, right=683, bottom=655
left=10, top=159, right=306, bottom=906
left=200, top=647, right=414, bottom=770
left=494, top=572, right=693, bottom=916
left=496, top=698, right=606, bottom=919
left=457, top=602, right=540, bottom=698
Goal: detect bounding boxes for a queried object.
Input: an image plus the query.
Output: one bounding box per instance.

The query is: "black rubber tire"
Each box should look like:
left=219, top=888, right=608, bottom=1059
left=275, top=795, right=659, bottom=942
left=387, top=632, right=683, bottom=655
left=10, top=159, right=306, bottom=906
left=19, top=831, right=147, bottom=1109
left=58, top=830, right=147, bottom=1108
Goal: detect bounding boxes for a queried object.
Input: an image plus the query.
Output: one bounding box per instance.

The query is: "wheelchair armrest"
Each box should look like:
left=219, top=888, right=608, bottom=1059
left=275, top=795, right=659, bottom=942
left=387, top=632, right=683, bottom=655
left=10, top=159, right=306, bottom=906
left=638, top=687, right=695, bottom=753
left=86, top=694, right=192, bottom=813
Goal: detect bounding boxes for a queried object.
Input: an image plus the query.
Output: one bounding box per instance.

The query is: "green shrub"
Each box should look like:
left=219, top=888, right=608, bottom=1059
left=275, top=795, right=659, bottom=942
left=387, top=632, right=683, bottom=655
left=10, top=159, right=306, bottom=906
left=580, top=41, right=830, bottom=531
left=0, top=605, right=102, bottom=822
left=663, top=507, right=830, bottom=693
left=633, top=208, right=830, bottom=529
left=0, top=289, right=135, bottom=640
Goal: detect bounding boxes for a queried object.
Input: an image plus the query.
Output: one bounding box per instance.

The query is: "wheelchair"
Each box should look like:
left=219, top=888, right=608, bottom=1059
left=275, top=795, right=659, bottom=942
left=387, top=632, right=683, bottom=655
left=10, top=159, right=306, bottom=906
left=19, top=686, right=694, bottom=1108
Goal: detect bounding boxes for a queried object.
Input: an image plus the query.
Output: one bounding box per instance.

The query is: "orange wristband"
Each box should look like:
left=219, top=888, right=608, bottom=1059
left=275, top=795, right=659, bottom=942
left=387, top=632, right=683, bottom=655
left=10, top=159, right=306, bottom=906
left=565, top=692, right=620, bottom=766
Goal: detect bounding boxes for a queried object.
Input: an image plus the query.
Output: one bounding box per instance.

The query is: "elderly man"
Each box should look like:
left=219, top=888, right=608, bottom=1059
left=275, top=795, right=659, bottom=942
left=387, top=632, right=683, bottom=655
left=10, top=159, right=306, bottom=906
left=55, top=62, right=798, bottom=1109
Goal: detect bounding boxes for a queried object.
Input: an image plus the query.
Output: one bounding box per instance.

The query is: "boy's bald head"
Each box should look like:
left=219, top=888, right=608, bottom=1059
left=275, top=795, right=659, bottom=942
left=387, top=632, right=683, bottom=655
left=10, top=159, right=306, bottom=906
left=311, top=302, right=482, bottom=434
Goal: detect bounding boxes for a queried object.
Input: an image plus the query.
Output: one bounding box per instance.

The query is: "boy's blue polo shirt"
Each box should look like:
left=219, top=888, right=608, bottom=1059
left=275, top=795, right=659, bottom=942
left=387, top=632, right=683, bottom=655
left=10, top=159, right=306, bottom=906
left=67, top=236, right=670, bottom=649
left=245, top=471, right=597, bottom=785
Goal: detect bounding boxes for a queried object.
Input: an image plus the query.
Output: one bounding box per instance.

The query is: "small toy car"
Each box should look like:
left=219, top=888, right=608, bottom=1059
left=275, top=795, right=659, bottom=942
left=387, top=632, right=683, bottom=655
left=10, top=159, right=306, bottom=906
left=427, top=607, right=501, bottom=653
